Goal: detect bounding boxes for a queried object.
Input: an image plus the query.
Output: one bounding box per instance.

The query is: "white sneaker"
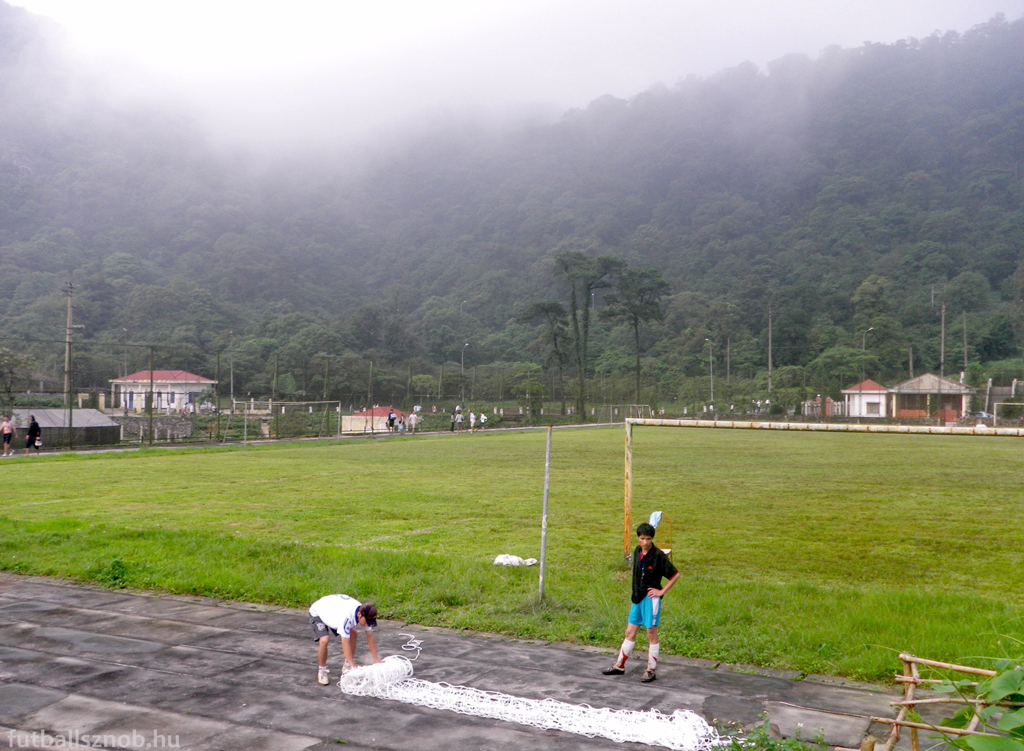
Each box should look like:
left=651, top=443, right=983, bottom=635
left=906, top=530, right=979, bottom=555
left=317, top=667, right=330, bottom=685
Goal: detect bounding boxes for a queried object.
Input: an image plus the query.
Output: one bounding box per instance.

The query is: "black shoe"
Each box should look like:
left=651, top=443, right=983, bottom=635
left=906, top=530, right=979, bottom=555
left=602, top=665, right=625, bottom=676
left=640, top=669, right=657, bottom=683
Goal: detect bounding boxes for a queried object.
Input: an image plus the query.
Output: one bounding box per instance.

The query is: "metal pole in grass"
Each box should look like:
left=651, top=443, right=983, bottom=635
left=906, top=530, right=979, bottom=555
left=623, top=419, right=633, bottom=561
left=539, top=425, right=552, bottom=602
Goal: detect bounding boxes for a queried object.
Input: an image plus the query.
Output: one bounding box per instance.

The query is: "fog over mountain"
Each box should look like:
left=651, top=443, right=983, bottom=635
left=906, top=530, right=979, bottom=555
left=12, top=0, right=1024, bottom=150
left=2, top=1, right=1024, bottom=414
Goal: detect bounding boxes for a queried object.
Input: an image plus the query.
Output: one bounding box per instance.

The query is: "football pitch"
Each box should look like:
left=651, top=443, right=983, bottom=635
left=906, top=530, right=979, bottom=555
left=0, top=425, right=1021, bottom=681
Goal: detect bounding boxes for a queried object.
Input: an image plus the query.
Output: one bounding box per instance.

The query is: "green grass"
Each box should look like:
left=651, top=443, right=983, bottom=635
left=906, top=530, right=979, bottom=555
left=0, top=427, right=1021, bottom=681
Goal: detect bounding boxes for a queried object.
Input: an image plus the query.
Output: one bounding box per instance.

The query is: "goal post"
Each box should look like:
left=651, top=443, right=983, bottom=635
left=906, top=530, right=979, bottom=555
left=992, top=402, right=1024, bottom=426
left=621, top=415, right=1024, bottom=558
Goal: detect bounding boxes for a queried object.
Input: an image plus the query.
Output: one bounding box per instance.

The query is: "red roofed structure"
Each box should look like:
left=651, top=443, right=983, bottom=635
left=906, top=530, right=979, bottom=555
left=342, top=406, right=406, bottom=434
left=113, top=370, right=216, bottom=384
left=109, top=371, right=217, bottom=413
left=352, top=406, right=406, bottom=419
left=841, top=379, right=890, bottom=418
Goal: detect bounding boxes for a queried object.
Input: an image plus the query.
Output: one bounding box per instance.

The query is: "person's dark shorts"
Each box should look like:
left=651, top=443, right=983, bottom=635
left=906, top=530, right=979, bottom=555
left=25, top=437, right=36, bottom=449
left=2, top=433, right=11, bottom=445
left=310, top=614, right=338, bottom=641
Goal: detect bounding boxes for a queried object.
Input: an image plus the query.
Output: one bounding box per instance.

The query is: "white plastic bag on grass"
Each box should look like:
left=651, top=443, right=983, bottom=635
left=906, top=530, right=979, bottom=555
left=493, top=554, right=538, bottom=566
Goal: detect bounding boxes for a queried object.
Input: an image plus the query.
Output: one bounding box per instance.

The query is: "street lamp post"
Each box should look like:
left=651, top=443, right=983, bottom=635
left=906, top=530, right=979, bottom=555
left=861, top=327, right=875, bottom=383
left=460, top=300, right=467, bottom=316
left=461, top=343, right=469, bottom=404
left=706, top=339, right=714, bottom=410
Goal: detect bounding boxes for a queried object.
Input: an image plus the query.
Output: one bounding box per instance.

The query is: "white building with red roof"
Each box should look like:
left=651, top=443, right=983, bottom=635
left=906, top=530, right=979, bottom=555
left=109, top=370, right=217, bottom=413
left=841, top=379, right=890, bottom=418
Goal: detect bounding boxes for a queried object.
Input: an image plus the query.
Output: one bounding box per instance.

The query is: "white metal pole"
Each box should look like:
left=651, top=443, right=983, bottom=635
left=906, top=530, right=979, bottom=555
left=539, top=425, right=552, bottom=602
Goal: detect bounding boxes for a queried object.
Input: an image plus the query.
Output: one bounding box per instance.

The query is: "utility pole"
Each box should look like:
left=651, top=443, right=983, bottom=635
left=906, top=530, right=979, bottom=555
left=215, top=352, right=221, bottom=442
left=148, top=347, right=155, bottom=446
left=461, top=343, right=469, bottom=404
left=962, top=310, right=968, bottom=371
left=273, top=353, right=280, bottom=439
left=767, top=306, right=773, bottom=394
left=940, top=303, right=946, bottom=380
left=63, top=284, right=73, bottom=408
left=368, top=360, right=374, bottom=434
left=63, top=283, right=80, bottom=449
left=939, top=302, right=946, bottom=424
left=705, top=339, right=714, bottom=407
left=228, top=330, right=234, bottom=407
left=726, top=337, right=731, bottom=386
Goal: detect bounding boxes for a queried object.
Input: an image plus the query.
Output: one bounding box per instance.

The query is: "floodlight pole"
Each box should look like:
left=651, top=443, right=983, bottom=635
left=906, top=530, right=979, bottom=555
left=461, top=343, right=469, bottom=404
left=539, top=425, right=552, bottom=602
left=706, top=339, right=714, bottom=408
left=861, top=327, right=874, bottom=383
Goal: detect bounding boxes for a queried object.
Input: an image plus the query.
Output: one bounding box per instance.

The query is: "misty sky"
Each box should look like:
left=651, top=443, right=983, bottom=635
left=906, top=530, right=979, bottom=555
left=14, top=0, right=1024, bottom=149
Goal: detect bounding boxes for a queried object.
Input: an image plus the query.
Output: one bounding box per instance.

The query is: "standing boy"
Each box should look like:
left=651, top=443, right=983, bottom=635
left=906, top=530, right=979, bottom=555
left=602, top=523, right=680, bottom=683
left=309, top=594, right=381, bottom=685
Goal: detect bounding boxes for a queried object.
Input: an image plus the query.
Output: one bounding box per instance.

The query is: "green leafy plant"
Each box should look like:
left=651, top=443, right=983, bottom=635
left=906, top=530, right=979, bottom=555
left=930, top=659, right=1024, bottom=751
left=729, top=718, right=827, bottom=751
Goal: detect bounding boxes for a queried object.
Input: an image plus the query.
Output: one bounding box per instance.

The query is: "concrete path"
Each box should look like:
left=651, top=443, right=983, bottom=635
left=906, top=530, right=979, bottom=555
left=0, top=573, right=904, bottom=750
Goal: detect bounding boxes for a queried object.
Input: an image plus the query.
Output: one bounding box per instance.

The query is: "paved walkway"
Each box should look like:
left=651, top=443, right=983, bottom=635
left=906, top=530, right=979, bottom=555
left=0, top=573, right=904, bottom=750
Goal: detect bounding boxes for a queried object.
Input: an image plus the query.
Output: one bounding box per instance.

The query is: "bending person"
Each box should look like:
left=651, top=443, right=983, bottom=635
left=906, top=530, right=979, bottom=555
left=310, top=593, right=381, bottom=685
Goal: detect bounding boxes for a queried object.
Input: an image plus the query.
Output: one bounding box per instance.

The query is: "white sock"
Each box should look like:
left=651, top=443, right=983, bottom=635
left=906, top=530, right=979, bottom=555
left=617, top=639, right=635, bottom=667
left=648, top=643, right=660, bottom=670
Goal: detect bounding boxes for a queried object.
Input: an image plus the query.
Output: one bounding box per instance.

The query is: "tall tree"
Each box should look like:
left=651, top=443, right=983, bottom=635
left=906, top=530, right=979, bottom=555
left=554, top=251, right=625, bottom=420
left=601, top=268, right=671, bottom=402
left=519, top=300, right=572, bottom=414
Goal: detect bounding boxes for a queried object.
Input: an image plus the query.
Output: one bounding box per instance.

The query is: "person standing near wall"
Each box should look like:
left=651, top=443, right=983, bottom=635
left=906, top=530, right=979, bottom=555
left=25, top=415, right=41, bottom=455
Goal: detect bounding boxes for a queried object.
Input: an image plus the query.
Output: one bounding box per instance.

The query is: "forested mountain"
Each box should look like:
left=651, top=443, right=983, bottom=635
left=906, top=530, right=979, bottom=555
left=2, top=1, right=1023, bottom=412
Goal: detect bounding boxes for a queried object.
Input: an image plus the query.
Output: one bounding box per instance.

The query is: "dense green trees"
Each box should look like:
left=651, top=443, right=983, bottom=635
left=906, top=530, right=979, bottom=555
left=1, top=3, right=1023, bottom=414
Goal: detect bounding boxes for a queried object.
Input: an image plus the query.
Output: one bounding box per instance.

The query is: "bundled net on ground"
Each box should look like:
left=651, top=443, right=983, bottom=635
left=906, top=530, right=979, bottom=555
left=337, top=656, right=721, bottom=751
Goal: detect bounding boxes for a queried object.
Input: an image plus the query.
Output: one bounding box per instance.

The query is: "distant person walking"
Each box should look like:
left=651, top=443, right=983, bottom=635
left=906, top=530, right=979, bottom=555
left=469, top=411, right=476, bottom=432
left=449, top=412, right=456, bottom=432
left=25, top=415, right=41, bottom=455
left=455, top=411, right=464, bottom=432
left=479, top=413, right=487, bottom=430
left=1, top=416, right=16, bottom=457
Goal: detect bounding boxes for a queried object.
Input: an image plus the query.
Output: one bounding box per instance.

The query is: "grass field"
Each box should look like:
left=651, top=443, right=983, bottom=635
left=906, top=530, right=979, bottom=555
left=0, top=426, right=1021, bottom=681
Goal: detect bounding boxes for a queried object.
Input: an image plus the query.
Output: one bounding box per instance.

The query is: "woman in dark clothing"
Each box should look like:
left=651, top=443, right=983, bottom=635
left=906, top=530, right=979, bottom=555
left=25, top=415, right=41, bottom=454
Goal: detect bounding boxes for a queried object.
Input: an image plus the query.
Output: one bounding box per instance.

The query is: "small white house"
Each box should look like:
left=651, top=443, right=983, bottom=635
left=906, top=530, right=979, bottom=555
left=110, top=370, right=216, bottom=413
left=842, top=379, right=890, bottom=418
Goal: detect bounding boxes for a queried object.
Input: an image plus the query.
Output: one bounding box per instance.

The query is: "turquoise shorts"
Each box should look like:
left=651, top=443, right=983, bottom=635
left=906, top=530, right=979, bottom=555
left=628, top=596, right=661, bottom=629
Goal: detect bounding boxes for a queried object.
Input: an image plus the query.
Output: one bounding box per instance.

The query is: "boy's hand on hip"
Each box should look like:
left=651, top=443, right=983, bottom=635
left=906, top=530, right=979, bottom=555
left=647, top=588, right=664, bottom=598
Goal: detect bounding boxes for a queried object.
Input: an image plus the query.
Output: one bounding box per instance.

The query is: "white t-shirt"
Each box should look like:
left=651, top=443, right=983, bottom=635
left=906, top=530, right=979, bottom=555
left=309, top=594, right=370, bottom=637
